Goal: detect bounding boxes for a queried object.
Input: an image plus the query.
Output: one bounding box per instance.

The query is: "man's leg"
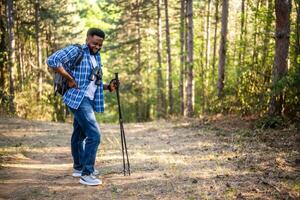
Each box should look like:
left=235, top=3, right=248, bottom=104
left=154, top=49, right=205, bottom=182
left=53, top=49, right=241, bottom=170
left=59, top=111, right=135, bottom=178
left=71, top=117, right=86, bottom=171
left=72, top=97, right=101, bottom=176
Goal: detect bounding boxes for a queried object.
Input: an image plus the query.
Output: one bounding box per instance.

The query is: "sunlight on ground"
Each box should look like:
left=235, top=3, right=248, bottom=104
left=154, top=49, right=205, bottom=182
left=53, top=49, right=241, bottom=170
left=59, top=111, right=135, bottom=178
left=1, top=118, right=299, bottom=199
left=2, top=163, right=72, bottom=169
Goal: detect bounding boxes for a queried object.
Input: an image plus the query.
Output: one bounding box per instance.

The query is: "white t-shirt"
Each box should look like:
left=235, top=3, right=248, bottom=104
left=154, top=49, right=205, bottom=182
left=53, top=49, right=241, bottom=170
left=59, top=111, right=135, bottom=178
left=85, top=55, right=98, bottom=100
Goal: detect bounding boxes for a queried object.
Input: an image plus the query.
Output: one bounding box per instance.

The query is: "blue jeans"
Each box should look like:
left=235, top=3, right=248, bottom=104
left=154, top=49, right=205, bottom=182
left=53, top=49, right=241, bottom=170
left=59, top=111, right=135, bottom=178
left=69, top=97, right=101, bottom=176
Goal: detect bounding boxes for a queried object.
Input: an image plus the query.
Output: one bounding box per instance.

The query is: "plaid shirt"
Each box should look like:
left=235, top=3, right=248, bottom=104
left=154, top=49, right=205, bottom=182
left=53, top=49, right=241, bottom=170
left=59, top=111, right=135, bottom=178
left=47, top=44, right=105, bottom=113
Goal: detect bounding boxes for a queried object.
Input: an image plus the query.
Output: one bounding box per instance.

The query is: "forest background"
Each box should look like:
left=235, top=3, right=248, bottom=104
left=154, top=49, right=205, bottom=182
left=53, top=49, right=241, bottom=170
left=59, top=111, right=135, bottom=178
left=0, top=0, right=299, bottom=124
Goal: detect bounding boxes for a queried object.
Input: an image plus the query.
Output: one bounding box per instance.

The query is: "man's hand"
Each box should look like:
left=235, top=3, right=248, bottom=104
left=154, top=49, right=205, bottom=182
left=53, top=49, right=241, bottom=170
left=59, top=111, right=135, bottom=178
left=108, top=78, right=119, bottom=92
left=54, top=66, right=78, bottom=89
left=67, top=79, right=78, bottom=89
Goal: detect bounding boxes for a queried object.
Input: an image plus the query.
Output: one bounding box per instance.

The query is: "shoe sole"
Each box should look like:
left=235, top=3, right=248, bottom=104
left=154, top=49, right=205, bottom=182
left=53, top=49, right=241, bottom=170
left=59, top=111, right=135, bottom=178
left=72, top=173, right=81, bottom=178
left=79, top=178, right=102, bottom=186
left=73, top=173, right=99, bottom=178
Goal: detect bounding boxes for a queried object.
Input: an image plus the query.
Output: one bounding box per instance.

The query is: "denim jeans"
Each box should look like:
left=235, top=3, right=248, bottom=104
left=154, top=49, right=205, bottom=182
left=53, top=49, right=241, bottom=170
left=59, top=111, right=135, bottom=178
left=69, top=97, right=101, bottom=176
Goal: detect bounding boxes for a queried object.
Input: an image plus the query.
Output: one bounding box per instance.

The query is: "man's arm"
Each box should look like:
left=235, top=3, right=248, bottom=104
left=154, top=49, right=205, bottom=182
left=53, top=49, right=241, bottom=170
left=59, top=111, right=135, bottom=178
left=47, top=45, right=80, bottom=88
left=53, top=66, right=78, bottom=88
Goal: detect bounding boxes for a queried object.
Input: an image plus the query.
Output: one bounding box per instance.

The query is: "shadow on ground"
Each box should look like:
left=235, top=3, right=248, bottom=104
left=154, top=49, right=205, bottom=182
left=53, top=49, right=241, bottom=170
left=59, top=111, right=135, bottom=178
left=0, top=116, right=299, bottom=200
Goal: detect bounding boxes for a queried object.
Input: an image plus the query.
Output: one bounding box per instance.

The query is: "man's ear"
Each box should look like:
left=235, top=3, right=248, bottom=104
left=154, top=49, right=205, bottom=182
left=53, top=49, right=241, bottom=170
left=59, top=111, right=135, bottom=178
left=86, top=35, right=91, bottom=43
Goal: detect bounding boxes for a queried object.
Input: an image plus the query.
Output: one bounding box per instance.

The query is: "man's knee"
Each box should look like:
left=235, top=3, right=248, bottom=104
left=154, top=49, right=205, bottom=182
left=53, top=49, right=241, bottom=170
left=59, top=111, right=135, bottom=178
left=95, top=133, right=101, bottom=145
left=87, top=132, right=100, bottom=145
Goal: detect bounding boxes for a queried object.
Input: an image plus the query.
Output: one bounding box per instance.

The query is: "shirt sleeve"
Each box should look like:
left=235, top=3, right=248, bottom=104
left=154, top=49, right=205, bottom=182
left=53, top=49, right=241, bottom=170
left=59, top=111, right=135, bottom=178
left=47, top=45, right=80, bottom=69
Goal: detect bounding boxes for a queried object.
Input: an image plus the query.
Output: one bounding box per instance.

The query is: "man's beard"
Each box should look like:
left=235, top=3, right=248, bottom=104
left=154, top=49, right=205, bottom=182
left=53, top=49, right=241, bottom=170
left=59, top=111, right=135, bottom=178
left=87, top=44, right=99, bottom=55
left=89, top=48, right=99, bottom=55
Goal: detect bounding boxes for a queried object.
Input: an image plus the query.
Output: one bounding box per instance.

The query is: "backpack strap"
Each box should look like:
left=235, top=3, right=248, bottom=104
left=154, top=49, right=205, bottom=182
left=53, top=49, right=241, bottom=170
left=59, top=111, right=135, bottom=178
left=70, top=44, right=83, bottom=70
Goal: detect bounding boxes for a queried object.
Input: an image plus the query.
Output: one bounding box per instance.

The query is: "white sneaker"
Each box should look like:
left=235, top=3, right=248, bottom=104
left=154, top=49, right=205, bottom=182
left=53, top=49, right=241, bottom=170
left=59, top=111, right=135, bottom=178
left=80, top=175, right=102, bottom=186
left=93, top=169, right=100, bottom=176
left=72, top=169, right=100, bottom=177
left=72, top=169, right=82, bottom=177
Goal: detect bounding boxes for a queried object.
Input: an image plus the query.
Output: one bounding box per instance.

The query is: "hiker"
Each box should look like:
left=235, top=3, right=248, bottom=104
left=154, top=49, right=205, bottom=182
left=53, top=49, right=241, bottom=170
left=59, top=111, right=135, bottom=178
left=47, top=28, right=117, bottom=186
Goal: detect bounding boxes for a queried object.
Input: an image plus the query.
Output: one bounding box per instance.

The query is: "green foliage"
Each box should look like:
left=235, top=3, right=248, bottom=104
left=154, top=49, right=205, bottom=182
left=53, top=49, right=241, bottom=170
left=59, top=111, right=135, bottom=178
left=1, top=0, right=299, bottom=122
left=254, top=115, right=285, bottom=129
left=14, top=79, right=54, bottom=120
left=0, top=89, right=12, bottom=115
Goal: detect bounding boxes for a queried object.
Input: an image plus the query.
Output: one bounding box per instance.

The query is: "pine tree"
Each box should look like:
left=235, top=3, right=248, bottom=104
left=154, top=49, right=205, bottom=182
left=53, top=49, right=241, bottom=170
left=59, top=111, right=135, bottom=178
left=164, top=0, right=173, bottom=114
left=269, top=0, right=292, bottom=116
left=217, top=0, right=228, bottom=97
left=185, top=0, right=194, bottom=117
left=6, top=0, right=15, bottom=113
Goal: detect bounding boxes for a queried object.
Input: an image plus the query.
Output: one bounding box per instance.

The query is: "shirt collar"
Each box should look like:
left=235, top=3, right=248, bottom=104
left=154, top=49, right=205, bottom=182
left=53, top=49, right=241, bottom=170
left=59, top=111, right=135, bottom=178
left=82, top=43, right=89, bottom=49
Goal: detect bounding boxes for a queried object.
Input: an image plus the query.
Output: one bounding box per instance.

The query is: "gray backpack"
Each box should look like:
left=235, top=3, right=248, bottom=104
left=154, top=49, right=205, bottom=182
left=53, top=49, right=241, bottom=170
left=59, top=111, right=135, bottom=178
left=53, top=44, right=83, bottom=96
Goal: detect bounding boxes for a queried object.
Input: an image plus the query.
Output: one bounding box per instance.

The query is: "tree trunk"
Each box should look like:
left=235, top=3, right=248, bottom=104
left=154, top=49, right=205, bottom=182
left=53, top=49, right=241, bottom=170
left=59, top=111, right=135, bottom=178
left=261, top=0, right=273, bottom=68
left=269, top=0, right=291, bottom=116
left=205, top=0, right=211, bottom=74
left=135, top=0, right=143, bottom=121
left=179, top=0, right=185, bottom=116
left=236, top=0, right=245, bottom=91
left=6, top=0, right=15, bottom=113
left=294, top=0, right=300, bottom=73
left=35, top=0, right=43, bottom=100
left=185, top=0, right=194, bottom=117
left=251, top=0, right=261, bottom=66
left=15, top=9, right=22, bottom=90
left=217, top=0, right=229, bottom=97
left=212, top=0, right=219, bottom=86
left=0, top=2, right=6, bottom=91
left=156, top=0, right=166, bottom=118
left=164, top=0, right=173, bottom=115
left=202, top=0, right=211, bottom=113
left=201, top=16, right=205, bottom=113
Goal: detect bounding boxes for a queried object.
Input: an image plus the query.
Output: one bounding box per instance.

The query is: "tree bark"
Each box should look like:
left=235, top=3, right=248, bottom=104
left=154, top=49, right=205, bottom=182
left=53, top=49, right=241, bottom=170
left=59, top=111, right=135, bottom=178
left=217, top=0, right=229, bottom=97
left=35, top=0, right=43, bottom=100
left=179, top=0, right=185, bottom=116
left=202, top=0, right=211, bottom=113
left=205, top=0, right=211, bottom=73
left=0, top=1, right=6, bottom=91
left=15, top=7, right=22, bottom=89
left=251, top=0, right=261, bottom=66
left=164, top=0, right=173, bottom=115
left=156, top=0, right=166, bottom=118
left=269, top=0, right=291, bottom=116
left=237, top=0, right=245, bottom=87
left=294, top=0, right=300, bottom=73
left=135, top=0, right=143, bottom=121
left=6, top=0, right=15, bottom=113
left=201, top=16, right=205, bottom=113
left=185, top=0, right=194, bottom=117
left=212, top=0, right=219, bottom=86
left=261, top=0, right=273, bottom=68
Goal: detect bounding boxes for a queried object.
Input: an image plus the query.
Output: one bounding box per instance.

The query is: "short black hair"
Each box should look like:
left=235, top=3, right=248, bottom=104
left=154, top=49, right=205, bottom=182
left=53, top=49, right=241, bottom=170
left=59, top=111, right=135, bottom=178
left=87, top=28, right=105, bottom=39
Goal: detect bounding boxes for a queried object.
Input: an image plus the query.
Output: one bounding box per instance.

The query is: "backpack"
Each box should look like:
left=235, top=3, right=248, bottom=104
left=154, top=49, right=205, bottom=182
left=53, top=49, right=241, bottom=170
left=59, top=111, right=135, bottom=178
left=53, top=44, right=83, bottom=96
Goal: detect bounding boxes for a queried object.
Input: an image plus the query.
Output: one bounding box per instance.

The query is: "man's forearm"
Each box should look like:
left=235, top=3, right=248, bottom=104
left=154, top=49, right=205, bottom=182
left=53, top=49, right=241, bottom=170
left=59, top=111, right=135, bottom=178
left=54, top=66, right=74, bottom=81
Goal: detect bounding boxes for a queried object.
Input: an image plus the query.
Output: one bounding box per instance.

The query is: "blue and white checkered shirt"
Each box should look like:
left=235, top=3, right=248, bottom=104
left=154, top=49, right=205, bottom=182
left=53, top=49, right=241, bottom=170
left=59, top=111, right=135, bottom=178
left=47, top=44, right=105, bottom=113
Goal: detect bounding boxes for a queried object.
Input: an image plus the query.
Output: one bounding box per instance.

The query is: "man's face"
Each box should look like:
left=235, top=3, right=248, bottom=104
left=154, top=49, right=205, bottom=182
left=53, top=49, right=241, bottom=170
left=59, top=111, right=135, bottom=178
left=87, top=35, right=104, bottom=55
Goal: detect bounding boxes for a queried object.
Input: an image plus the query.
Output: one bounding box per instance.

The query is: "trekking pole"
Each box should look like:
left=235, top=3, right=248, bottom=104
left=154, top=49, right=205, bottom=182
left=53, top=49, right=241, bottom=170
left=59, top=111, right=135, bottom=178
left=115, top=73, right=131, bottom=176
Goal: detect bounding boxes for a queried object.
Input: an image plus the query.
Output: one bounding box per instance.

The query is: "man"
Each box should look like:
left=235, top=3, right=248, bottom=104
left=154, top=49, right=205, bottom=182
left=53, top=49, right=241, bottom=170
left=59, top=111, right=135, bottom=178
left=47, top=28, right=116, bottom=186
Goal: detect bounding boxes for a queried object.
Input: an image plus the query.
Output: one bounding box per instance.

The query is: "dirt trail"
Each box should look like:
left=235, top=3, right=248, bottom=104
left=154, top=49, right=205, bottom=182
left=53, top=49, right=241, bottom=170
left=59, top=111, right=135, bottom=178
left=0, top=116, right=299, bottom=200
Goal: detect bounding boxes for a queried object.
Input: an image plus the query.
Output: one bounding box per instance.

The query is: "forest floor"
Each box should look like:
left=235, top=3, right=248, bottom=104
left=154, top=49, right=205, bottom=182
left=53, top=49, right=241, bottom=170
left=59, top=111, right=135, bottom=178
left=0, top=115, right=299, bottom=200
